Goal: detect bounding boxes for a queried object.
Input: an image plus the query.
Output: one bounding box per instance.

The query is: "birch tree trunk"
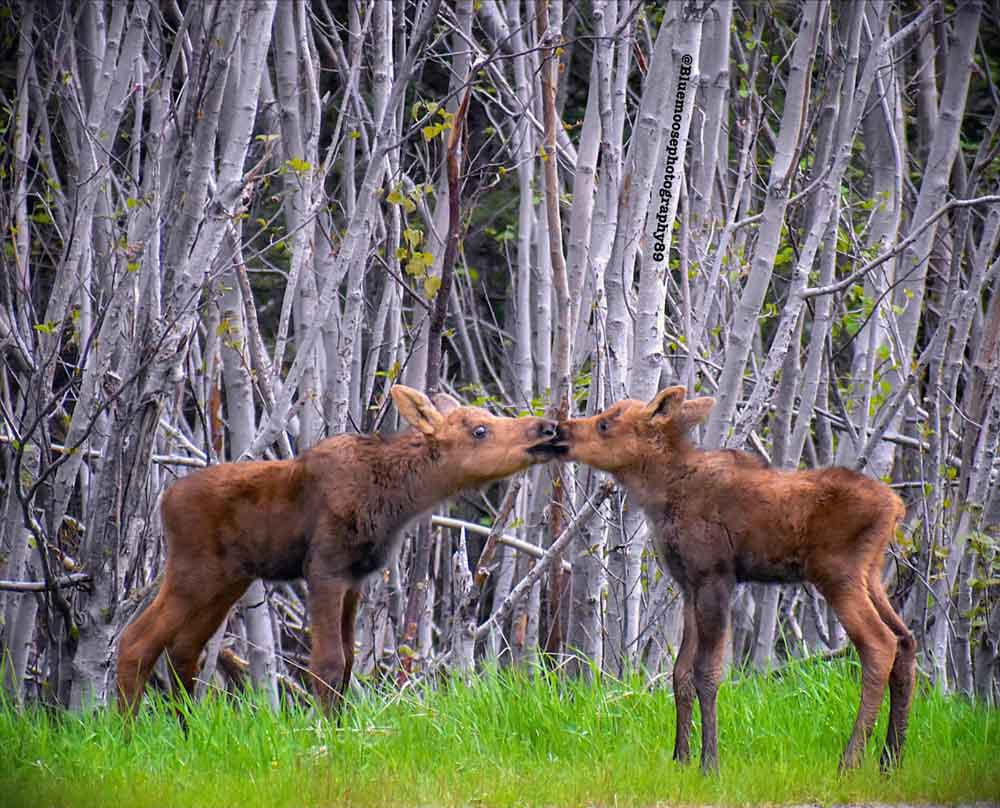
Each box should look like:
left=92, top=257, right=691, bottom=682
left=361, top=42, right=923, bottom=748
left=704, top=0, right=825, bottom=448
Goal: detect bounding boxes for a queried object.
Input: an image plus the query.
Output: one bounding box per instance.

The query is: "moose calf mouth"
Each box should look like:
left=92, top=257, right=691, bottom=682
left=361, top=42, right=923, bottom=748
left=527, top=439, right=569, bottom=457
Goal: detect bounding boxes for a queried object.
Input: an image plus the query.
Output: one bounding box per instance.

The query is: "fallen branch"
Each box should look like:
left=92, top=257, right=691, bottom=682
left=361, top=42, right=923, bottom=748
left=0, top=432, right=207, bottom=468
left=431, top=515, right=572, bottom=571
left=216, top=647, right=311, bottom=702
left=0, top=573, right=92, bottom=592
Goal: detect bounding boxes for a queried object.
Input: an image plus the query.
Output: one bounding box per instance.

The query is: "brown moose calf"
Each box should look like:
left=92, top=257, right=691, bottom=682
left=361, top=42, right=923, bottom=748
left=557, top=386, right=915, bottom=773
left=117, top=385, right=563, bottom=716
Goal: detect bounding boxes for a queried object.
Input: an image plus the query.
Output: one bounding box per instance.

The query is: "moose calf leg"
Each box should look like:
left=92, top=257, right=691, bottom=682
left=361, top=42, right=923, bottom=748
left=117, top=584, right=188, bottom=716
left=827, top=582, right=896, bottom=770
left=163, top=582, right=248, bottom=699
left=693, top=580, right=733, bottom=774
left=672, top=600, right=698, bottom=764
left=868, top=572, right=916, bottom=770
left=307, top=575, right=352, bottom=715
left=340, top=587, right=362, bottom=693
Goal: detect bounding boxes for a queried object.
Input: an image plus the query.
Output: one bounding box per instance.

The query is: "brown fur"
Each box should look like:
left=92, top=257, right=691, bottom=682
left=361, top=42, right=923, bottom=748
left=557, top=386, right=915, bottom=773
left=117, top=386, right=563, bottom=716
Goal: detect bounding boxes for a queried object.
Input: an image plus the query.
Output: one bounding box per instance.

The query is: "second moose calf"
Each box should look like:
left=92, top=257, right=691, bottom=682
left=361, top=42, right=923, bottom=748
left=557, top=386, right=915, bottom=773
left=117, top=385, right=563, bottom=716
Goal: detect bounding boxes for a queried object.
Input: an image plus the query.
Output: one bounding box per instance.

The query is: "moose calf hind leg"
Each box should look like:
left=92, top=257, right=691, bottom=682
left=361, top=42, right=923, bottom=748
left=826, top=583, right=896, bottom=771
left=117, top=625, right=167, bottom=717
left=309, top=645, right=348, bottom=716
left=868, top=573, right=916, bottom=770
left=340, top=588, right=362, bottom=695
left=163, top=583, right=247, bottom=702
left=117, top=590, right=185, bottom=717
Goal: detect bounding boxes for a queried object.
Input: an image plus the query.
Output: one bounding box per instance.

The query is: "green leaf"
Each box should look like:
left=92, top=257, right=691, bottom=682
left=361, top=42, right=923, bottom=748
left=423, top=275, right=442, bottom=299
left=405, top=251, right=434, bottom=278
left=403, top=227, right=423, bottom=250
left=285, top=157, right=312, bottom=174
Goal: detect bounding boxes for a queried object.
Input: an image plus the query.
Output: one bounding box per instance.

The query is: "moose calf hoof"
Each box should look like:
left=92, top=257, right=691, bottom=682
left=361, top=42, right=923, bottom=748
left=838, top=751, right=863, bottom=773
left=879, top=749, right=901, bottom=775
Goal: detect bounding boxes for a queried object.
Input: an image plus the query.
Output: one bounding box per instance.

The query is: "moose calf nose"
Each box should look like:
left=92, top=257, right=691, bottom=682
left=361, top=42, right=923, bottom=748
left=538, top=420, right=559, bottom=439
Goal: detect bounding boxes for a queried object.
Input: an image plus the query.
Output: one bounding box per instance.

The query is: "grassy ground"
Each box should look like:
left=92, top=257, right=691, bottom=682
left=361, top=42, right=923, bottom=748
left=2, top=656, right=997, bottom=808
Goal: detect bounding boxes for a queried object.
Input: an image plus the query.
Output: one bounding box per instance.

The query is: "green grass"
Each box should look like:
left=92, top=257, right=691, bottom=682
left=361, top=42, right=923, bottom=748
left=2, top=657, right=997, bottom=807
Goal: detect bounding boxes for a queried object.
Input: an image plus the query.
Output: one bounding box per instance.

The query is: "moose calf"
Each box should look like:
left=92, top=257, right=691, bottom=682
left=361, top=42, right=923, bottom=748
left=557, top=386, right=915, bottom=773
left=117, top=385, right=563, bottom=715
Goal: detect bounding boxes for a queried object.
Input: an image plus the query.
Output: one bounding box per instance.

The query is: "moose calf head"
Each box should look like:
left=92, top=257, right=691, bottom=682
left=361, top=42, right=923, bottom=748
left=557, top=386, right=715, bottom=475
left=390, top=385, right=564, bottom=484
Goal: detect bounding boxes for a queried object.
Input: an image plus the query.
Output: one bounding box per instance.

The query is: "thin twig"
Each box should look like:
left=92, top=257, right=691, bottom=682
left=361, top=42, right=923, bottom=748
left=803, top=195, right=1000, bottom=298
left=472, top=478, right=522, bottom=585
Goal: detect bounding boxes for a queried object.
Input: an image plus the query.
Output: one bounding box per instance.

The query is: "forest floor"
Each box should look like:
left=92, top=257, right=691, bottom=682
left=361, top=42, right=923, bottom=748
left=1, top=657, right=997, bottom=808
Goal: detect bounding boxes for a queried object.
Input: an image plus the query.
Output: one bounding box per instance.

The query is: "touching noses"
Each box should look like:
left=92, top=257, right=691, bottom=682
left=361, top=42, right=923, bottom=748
left=538, top=420, right=559, bottom=439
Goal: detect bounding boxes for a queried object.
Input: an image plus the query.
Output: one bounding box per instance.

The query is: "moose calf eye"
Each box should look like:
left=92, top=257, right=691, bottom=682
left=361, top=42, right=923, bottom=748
left=598, top=420, right=610, bottom=434
left=473, top=425, right=488, bottom=439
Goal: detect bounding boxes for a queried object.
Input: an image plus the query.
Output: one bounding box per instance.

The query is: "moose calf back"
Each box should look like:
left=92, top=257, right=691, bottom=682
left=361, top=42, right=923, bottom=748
left=679, top=458, right=906, bottom=589
left=161, top=458, right=314, bottom=584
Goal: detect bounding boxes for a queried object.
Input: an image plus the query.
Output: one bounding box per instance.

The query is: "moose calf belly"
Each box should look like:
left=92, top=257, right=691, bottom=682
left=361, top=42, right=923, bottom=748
left=237, top=532, right=309, bottom=581
left=647, top=508, right=807, bottom=590
left=732, top=551, right=805, bottom=584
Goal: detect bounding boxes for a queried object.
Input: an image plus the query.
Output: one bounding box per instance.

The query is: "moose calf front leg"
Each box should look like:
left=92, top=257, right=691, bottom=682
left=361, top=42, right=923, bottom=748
left=672, top=600, right=698, bottom=764
left=307, top=574, right=353, bottom=716
left=340, top=587, right=362, bottom=694
left=693, top=578, right=733, bottom=774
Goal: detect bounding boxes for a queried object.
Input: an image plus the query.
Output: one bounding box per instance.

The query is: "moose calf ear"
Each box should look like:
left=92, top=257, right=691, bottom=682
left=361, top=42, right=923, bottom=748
left=678, top=396, right=716, bottom=429
left=642, top=386, right=687, bottom=422
left=391, top=385, right=445, bottom=436
left=432, top=392, right=462, bottom=415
